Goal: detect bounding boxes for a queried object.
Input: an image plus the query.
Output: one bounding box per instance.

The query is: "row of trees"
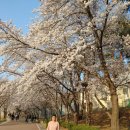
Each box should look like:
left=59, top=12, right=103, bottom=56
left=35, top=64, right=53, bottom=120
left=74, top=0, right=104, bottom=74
left=0, top=79, right=18, bottom=119
left=0, top=0, right=130, bottom=130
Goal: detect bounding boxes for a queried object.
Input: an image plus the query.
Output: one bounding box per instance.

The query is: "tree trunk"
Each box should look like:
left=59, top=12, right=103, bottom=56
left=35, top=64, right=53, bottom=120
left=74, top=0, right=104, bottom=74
left=111, top=93, right=119, bottom=130
left=74, top=112, right=79, bottom=124
left=81, top=91, right=85, bottom=119
left=85, top=88, right=92, bottom=125
left=65, top=105, right=69, bottom=122
left=96, top=44, right=119, bottom=130
left=73, top=100, right=79, bottom=124
left=44, top=107, right=47, bottom=120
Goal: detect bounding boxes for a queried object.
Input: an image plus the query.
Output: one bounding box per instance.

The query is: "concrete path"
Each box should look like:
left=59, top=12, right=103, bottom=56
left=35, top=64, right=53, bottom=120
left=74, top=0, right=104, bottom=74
left=0, top=120, right=40, bottom=130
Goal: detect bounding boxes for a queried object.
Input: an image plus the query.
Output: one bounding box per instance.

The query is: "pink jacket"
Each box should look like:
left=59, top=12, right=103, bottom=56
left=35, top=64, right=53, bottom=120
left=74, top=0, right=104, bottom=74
left=47, top=121, right=59, bottom=130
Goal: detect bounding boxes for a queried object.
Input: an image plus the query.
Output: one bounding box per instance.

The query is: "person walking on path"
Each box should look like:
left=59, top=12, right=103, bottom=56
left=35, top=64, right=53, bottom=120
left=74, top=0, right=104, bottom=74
left=15, top=113, right=19, bottom=121
left=47, top=115, right=59, bottom=130
left=11, top=113, right=15, bottom=120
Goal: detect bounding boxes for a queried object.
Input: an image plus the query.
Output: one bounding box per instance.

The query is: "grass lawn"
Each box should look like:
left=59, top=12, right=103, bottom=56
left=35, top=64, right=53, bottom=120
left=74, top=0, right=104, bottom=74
left=100, top=126, right=128, bottom=130
left=60, top=125, right=128, bottom=130
left=0, top=119, right=6, bottom=124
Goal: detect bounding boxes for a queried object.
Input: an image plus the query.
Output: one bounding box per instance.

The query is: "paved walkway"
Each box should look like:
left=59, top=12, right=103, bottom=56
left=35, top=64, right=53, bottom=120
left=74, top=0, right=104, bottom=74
left=0, top=120, right=40, bottom=130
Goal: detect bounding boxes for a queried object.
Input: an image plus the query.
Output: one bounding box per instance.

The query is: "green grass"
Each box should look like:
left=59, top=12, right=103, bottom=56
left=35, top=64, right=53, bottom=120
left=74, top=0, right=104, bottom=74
left=60, top=121, right=99, bottom=130
left=0, top=119, right=6, bottom=124
left=60, top=121, right=76, bottom=129
left=70, top=124, right=100, bottom=130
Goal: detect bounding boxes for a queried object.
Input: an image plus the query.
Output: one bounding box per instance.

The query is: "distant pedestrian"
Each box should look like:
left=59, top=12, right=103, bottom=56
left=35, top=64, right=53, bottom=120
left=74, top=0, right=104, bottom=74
left=25, top=114, right=29, bottom=122
left=11, top=113, right=15, bottom=120
left=34, top=115, right=36, bottom=122
left=8, top=113, right=11, bottom=119
left=31, top=114, right=34, bottom=122
left=15, top=113, right=19, bottom=121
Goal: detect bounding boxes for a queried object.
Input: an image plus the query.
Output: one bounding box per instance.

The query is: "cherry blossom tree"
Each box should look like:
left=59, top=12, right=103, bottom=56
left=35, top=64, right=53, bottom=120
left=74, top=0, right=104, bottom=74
left=33, top=1, right=130, bottom=130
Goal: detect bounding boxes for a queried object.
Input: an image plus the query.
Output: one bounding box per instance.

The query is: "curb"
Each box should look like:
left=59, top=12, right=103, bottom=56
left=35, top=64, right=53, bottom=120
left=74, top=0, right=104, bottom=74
left=36, top=123, right=45, bottom=130
left=36, top=124, right=41, bottom=130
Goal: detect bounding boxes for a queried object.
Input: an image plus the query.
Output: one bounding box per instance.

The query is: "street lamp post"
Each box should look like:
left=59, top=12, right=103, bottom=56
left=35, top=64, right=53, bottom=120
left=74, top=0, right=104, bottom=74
left=81, top=81, right=92, bottom=125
